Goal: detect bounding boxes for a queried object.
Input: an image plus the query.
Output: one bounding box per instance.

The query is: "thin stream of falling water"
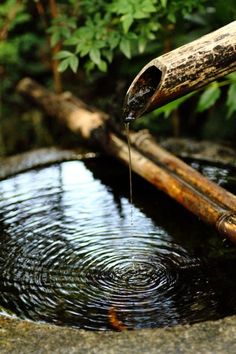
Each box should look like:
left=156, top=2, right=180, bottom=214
left=125, top=122, right=133, bottom=225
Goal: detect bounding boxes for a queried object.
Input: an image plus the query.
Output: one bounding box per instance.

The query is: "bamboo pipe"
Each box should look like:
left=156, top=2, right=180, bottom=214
left=107, top=133, right=236, bottom=243
left=123, top=21, right=236, bottom=121
left=17, top=78, right=236, bottom=243
left=129, top=130, right=236, bottom=212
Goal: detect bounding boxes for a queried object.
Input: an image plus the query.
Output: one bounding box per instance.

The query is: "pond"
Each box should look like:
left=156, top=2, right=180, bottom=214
left=0, top=156, right=236, bottom=330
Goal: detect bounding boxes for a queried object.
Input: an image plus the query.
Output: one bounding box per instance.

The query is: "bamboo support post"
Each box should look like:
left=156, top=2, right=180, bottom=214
left=17, top=78, right=236, bottom=243
left=124, top=21, right=236, bottom=120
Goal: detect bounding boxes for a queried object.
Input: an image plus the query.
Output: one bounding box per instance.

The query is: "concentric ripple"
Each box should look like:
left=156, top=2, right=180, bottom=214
left=0, top=160, right=235, bottom=330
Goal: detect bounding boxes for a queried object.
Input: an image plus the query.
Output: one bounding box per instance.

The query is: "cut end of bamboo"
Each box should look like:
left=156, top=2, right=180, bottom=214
left=123, top=63, right=164, bottom=122
left=217, top=213, right=236, bottom=243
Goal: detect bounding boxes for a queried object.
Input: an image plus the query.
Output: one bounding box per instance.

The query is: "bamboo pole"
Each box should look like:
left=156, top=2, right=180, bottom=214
left=123, top=21, right=236, bottom=121
left=107, top=133, right=236, bottom=243
left=17, top=78, right=236, bottom=243
left=129, top=130, right=236, bottom=212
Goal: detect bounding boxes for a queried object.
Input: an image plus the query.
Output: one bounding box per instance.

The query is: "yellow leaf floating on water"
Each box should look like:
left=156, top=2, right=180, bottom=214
left=108, top=307, right=126, bottom=331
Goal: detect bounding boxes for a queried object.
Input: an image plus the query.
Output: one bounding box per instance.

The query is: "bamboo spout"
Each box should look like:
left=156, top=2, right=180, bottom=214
left=123, top=21, right=236, bottom=121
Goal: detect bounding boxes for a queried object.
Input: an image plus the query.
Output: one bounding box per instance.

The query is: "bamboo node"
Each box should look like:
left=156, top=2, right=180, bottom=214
left=217, top=213, right=236, bottom=242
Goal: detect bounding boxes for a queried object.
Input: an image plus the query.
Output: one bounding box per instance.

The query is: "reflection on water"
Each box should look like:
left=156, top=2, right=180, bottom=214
left=190, top=161, right=236, bottom=195
left=0, top=158, right=236, bottom=330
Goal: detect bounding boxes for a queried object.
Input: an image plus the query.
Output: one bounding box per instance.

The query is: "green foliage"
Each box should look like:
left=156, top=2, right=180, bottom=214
left=52, top=0, right=205, bottom=72
left=153, top=93, right=195, bottom=118
left=48, top=0, right=236, bottom=125
left=196, top=74, right=236, bottom=118
left=226, top=74, right=236, bottom=118
left=0, top=0, right=44, bottom=83
left=54, top=51, right=79, bottom=73
left=47, top=15, right=77, bottom=47
left=197, top=82, right=221, bottom=113
left=0, top=0, right=30, bottom=68
left=0, top=0, right=29, bottom=30
left=1, top=0, right=236, bottom=156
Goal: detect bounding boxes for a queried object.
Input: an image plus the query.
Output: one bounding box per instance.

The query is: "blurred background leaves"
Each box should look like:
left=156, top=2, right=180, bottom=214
left=0, top=0, right=236, bottom=156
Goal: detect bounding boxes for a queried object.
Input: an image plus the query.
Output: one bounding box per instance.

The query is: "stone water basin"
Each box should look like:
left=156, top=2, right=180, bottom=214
left=0, top=149, right=236, bottom=332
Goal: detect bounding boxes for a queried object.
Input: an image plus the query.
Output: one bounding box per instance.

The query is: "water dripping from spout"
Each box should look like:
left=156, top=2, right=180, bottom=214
left=125, top=122, right=133, bottom=225
left=123, top=65, right=162, bottom=122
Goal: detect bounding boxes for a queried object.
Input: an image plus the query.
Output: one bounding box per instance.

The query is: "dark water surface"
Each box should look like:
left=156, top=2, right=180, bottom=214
left=0, top=157, right=236, bottom=330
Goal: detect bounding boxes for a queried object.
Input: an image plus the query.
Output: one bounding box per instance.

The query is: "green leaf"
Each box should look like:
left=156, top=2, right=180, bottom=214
left=69, top=55, right=79, bottom=73
left=103, top=50, right=113, bottom=63
left=108, top=32, right=120, bottom=50
left=138, top=38, right=147, bottom=54
left=160, top=0, right=168, bottom=8
left=155, top=93, right=194, bottom=118
left=227, top=72, right=236, bottom=83
left=85, top=60, right=95, bottom=73
left=60, top=27, right=71, bottom=39
left=64, top=36, right=79, bottom=45
left=50, top=32, right=60, bottom=47
left=133, top=11, right=148, bottom=19
left=120, top=38, right=131, bottom=58
left=58, top=58, right=70, bottom=72
left=226, top=82, right=236, bottom=118
left=97, top=60, right=107, bottom=72
left=54, top=50, right=73, bottom=60
left=142, top=1, right=156, bottom=12
left=197, top=83, right=221, bottom=112
left=121, top=14, right=133, bottom=33
left=14, top=12, right=31, bottom=25
left=167, top=12, right=176, bottom=23
left=89, top=48, right=101, bottom=65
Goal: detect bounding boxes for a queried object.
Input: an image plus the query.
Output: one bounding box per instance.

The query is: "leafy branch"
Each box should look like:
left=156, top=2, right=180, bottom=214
left=50, top=0, right=205, bottom=73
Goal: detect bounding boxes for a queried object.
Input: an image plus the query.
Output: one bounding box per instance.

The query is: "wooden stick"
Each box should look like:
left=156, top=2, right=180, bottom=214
left=17, top=78, right=107, bottom=141
left=106, top=133, right=236, bottom=243
left=124, top=21, right=236, bottom=120
left=17, top=78, right=236, bottom=243
left=48, top=0, right=63, bottom=93
left=129, top=130, right=236, bottom=212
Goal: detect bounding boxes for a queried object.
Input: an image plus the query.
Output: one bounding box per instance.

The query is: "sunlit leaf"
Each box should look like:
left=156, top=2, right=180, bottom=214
left=50, top=32, right=60, bottom=47
left=120, top=38, right=131, bottom=58
left=103, top=50, right=113, bottom=63
left=197, top=83, right=221, bottom=112
left=108, top=32, right=120, bottom=50
left=226, top=82, right=236, bottom=118
left=155, top=93, right=194, bottom=118
left=89, top=48, right=101, bottom=65
left=142, top=1, right=156, bottom=12
left=69, top=55, right=79, bottom=73
left=97, top=60, right=107, bottom=72
left=64, top=36, right=79, bottom=45
left=58, top=58, right=70, bottom=72
left=138, top=38, right=147, bottom=54
left=121, top=14, right=133, bottom=33
left=133, top=11, right=149, bottom=19
left=54, top=50, right=73, bottom=60
left=227, top=72, right=236, bottom=83
left=160, top=0, right=168, bottom=8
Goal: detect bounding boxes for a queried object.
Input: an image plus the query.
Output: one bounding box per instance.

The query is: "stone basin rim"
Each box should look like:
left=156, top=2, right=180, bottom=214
left=0, top=139, right=235, bottom=181
left=0, top=313, right=236, bottom=353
